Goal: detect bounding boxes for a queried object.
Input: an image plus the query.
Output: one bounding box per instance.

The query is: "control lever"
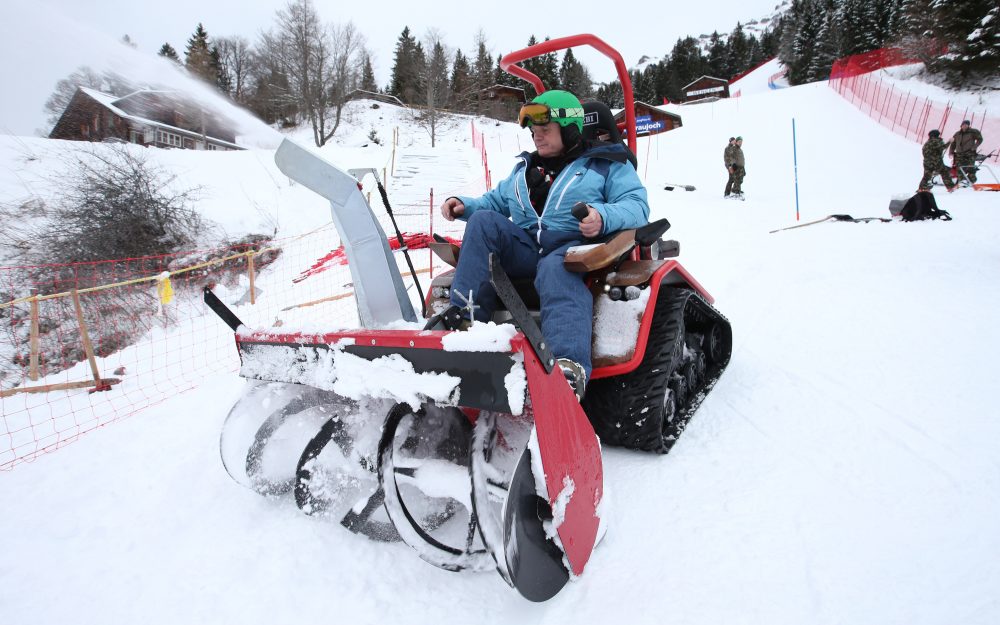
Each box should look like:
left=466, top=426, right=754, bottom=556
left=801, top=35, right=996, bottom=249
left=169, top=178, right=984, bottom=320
left=571, top=202, right=590, bottom=221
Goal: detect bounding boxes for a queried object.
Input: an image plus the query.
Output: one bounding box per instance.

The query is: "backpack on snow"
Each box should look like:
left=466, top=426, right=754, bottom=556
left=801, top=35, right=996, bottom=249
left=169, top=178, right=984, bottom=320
left=895, top=192, right=952, bottom=222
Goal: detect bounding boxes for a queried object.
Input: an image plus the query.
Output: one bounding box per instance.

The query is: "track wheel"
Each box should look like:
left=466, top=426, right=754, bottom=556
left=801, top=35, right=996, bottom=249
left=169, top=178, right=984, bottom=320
left=682, top=362, right=699, bottom=395
left=503, top=444, right=570, bottom=602
left=378, top=402, right=494, bottom=572
left=669, top=373, right=689, bottom=410
left=704, top=322, right=726, bottom=364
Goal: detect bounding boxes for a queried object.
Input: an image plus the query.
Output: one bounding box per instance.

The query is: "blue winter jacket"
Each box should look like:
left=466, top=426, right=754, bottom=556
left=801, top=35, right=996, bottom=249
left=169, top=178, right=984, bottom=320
left=455, top=142, right=649, bottom=240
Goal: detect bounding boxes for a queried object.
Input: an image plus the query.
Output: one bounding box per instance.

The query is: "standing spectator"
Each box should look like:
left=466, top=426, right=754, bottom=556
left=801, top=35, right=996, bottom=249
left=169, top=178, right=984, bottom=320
left=723, top=137, right=736, bottom=196
left=920, top=129, right=955, bottom=192
left=725, top=136, right=746, bottom=199
left=949, top=120, right=984, bottom=184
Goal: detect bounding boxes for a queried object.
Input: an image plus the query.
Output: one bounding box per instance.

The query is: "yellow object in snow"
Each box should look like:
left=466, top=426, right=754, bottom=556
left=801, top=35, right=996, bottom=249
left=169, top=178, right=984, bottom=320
left=157, top=273, right=174, bottom=305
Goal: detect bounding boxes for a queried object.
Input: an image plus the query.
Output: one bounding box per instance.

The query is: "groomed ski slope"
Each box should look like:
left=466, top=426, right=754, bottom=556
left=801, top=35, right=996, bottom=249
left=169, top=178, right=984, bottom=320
left=3, top=81, right=1000, bottom=625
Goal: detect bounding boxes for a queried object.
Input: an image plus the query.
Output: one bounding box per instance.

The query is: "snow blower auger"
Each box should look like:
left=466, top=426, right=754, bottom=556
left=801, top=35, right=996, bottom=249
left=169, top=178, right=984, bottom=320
left=206, top=34, right=731, bottom=603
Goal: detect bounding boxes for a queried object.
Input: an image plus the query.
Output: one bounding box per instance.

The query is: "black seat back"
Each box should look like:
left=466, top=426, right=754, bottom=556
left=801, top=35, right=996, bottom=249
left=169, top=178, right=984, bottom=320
left=582, top=100, right=638, bottom=169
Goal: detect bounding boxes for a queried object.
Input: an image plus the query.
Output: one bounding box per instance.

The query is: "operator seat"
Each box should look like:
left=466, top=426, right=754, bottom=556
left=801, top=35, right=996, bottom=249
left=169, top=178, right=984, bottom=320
left=582, top=100, right=638, bottom=169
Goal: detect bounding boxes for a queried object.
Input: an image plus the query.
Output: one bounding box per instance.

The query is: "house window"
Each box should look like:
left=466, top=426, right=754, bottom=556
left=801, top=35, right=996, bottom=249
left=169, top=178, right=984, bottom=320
left=129, top=130, right=141, bottom=144
left=206, top=143, right=218, bottom=151
left=155, top=130, right=184, bottom=148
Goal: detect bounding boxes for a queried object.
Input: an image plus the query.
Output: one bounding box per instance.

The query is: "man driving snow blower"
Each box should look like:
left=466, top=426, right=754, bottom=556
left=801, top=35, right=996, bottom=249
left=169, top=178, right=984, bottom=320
left=436, top=89, right=649, bottom=399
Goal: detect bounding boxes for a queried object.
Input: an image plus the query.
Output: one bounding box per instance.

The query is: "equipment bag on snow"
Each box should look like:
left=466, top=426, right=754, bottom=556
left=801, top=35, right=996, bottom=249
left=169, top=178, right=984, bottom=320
left=896, top=192, right=952, bottom=222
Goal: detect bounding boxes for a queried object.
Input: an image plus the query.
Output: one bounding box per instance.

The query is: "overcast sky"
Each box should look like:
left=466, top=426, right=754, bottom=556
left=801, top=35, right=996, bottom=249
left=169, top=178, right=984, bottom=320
left=1, top=0, right=785, bottom=136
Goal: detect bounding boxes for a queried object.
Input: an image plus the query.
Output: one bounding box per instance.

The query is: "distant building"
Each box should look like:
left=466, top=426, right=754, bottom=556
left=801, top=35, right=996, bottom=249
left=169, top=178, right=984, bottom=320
left=681, top=76, right=730, bottom=103
left=476, top=85, right=527, bottom=122
left=49, top=87, right=242, bottom=150
left=613, top=101, right=683, bottom=137
left=345, top=89, right=406, bottom=107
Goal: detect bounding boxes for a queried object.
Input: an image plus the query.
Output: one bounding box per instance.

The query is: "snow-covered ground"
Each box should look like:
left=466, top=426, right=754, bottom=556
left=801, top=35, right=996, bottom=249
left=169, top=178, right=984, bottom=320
left=3, top=76, right=1000, bottom=625
left=881, top=63, right=1000, bottom=111
left=729, top=57, right=788, bottom=96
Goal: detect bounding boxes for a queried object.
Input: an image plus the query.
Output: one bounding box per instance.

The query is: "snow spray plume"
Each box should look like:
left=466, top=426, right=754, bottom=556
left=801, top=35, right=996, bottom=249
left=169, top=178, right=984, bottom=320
left=2, top=3, right=281, bottom=148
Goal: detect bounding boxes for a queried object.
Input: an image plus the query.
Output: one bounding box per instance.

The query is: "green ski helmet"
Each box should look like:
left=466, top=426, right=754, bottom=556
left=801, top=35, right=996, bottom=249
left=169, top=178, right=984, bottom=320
left=518, top=90, right=585, bottom=133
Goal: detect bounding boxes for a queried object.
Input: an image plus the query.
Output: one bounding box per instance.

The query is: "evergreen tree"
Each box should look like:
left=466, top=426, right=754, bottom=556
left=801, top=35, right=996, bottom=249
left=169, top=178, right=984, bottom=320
left=785, top=0, right=822, bottom=84
left=760, top=18, right=784, bottom=57
left=807, top=0, right=841, bottom=81
left=158, top=43, right=180, bottom=63
left=838, top=0, right=880, bottom=56
left=707, top=32, right=728, bottom=78
left=746, top=34, right=766, bottom=68
left=595, top=80, right=624, bottom=108
left=559, top=48, right=592, bottom=98
left=471, top=32, right=494, bottom=113
left=960, top=3, right=1000, bottom=80
left=929, top=0, right=1000, bottom=83
left=185, top=23, right=217, bottom=83
left=896, top=0, right=939, bottom=64
left=520, top=35, right=543, bottom=98
left=389, top=27, right=422, bottom=103
left=420, top=39, right=451, bottom=146
left=120, top=34, right=137, bottom=49
left=450, top=49, right=473, bottom=110
left=412, top=41, right=427, bottom=99
left=211, top=46, right=231, bottom=94
left=726, top=23, right=751, bottom=79
left=494, top=53, right=517, bottom=87
left=360, top=53, right=378, bottom=92
left=665, top=37, right=709, bottom=99
left=539, top=38, right=561, bottom=91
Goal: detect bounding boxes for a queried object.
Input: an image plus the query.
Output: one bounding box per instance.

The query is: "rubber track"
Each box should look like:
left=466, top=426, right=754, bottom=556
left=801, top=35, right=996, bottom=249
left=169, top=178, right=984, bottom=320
left=583, top=287, right=732, bottom=454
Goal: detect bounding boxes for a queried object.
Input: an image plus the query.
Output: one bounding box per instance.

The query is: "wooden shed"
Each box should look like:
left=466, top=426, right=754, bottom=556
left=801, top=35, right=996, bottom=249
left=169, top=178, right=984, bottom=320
left=681, top=76, right=730, bottom=103
left=613, top=101, right=683, bottom=137
left=476, top=85, right=527, bottom=122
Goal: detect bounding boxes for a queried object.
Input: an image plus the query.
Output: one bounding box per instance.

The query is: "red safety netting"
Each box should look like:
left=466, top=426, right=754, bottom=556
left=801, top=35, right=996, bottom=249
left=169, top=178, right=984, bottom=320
left=0, top=183, right=467, bottom=471
left=829, top=49, right=999, bottom=163
left=471, top=122, right=495, bottom=190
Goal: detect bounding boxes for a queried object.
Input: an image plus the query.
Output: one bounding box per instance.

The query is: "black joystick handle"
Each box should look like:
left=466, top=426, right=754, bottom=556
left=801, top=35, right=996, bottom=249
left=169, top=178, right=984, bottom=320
left=571, top=202, right=590, bottom=221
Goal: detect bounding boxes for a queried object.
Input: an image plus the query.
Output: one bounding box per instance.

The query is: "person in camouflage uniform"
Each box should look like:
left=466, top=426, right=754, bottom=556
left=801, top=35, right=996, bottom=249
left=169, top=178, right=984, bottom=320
left=724, top=136, right=745, bottom=197
left=949, top=120, right=984, bottom=184
left=920, top=129, right=955, bottom=192
left=723, top=137, right=735, bottom=196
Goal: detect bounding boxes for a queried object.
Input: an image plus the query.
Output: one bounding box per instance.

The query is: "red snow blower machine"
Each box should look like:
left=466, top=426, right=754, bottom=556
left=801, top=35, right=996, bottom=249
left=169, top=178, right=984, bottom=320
left=207, top=34, right=732, bottom=602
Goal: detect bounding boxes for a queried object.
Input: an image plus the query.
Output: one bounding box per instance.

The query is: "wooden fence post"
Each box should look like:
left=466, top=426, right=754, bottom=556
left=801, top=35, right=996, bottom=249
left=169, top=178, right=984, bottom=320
left=247, top=252, right=257, bottom=305
left=28, top=289, right=39, bottom=381
left=71, top=289, right=103, bottom=388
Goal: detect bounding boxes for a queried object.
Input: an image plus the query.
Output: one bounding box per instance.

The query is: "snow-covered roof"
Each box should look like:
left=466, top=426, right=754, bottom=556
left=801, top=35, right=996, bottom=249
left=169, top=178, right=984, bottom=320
left=681, top=75, right=729, bottom=90
left=74, top=87, right=241, bottom=149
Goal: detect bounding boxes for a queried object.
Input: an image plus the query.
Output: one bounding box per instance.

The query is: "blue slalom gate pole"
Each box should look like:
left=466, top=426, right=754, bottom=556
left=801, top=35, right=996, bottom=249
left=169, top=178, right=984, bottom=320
left=792, top=118, right=800, bottom=221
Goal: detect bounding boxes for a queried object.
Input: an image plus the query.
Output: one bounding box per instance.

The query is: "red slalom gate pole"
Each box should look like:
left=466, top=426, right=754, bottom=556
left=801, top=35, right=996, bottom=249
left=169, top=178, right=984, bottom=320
left=429, top=188, right=434, bottom=280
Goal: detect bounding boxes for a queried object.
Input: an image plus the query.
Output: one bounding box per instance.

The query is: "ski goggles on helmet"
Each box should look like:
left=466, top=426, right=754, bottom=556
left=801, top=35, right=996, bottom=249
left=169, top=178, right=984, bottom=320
left=518, top=102, right=584, bottom=128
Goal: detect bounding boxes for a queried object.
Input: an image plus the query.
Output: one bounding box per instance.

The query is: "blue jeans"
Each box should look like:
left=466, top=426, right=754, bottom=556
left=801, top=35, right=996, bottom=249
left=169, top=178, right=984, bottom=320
left=450, top=211, right=594, bottom=378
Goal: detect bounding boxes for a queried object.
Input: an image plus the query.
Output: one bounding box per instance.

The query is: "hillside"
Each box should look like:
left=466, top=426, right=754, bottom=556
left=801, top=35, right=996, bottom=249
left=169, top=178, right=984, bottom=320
left=2, top=76, right=1000, bottom=625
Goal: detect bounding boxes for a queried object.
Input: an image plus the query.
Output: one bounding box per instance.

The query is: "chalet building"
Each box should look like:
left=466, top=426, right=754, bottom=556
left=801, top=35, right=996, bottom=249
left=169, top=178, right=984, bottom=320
left=476, top=85, right=527, bottom=122
left=49, top=87, right=242, bottom=151
left=681, top=76, right=730, bottom=103
left=613, top=101, right=683, bottom=137
left=345, top=89, right=406, bottom=107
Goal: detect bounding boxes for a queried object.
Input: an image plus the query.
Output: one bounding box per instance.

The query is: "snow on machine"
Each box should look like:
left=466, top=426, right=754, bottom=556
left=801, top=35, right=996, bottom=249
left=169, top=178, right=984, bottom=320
left=207, top=34, right=732, bottom=602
